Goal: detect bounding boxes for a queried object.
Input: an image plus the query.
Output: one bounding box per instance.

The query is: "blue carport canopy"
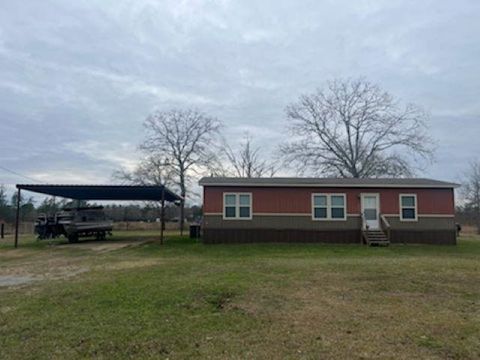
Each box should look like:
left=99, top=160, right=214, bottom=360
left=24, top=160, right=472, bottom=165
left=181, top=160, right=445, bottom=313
left=16, top=184, right=182, bottom=202
left=13, top=184, right=182, bottom=248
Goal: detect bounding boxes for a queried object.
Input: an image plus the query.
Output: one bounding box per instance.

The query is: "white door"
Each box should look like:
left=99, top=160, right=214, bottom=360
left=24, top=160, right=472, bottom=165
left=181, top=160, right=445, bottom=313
left=361, top=194, right=380, bottom=229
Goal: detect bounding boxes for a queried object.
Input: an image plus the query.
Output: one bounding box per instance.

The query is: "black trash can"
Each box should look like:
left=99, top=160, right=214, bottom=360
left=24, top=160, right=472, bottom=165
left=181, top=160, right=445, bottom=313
left=189, top=224, right=201, bottom=239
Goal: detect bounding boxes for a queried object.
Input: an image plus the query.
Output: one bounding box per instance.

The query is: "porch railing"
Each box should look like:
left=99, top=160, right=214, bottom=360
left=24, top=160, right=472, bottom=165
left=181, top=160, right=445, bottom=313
left=380, top=214, right=391, bottom=241
left=361, top=212, right=369, bottom=244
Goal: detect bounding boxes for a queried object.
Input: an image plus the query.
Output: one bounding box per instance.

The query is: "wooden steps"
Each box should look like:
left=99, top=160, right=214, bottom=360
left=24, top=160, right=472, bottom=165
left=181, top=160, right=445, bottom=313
left=364, top=229, right=390, bottom=246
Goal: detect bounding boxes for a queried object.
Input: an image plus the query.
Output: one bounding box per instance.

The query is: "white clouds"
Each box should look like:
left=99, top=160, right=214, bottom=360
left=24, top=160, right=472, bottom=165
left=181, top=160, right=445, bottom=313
left=1, top=45, right=215, bottom=105
left=31, top=170, right=105, bottom=185
left=0, top=0, right=479, bottom=186
left=237, top=68, right=279, bottom=90
left=168, top=0, right=229, bottom=28
left=241, top=29, right=275, bottom=44
left=68, top=65, right=215, bottom=104
left=0, top=80, right=32, bottom=95
left=66, top=140, right=140, bottom=172
left=228, top=123, right=282, bottom=141
left=125, top=80, right=214, bottom=104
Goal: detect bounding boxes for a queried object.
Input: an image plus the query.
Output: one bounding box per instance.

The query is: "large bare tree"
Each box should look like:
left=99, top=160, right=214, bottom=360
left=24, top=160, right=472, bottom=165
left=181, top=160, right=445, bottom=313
left=219, top=134, right=277, bottom=177
left=281, top=78, right=434, bottom=178
left=141, top=109, right=221, bottom=234
left=462, top=160, right=480, bottom=234
left=113, top=156, right=174, bottom=187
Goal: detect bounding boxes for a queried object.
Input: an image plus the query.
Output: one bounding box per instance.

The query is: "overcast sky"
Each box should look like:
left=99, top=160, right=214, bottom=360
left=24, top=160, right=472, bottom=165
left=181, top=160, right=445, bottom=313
left=1, top=0, right=479, bottom=197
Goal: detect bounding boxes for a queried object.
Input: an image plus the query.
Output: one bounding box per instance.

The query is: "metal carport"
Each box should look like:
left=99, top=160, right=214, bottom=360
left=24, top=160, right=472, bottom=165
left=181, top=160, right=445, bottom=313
left=14, top=184, right=182, bottom=248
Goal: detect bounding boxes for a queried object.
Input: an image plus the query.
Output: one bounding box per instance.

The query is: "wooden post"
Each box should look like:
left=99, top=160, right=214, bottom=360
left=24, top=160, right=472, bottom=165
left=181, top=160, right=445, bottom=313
left=14, top=187, right=21, bottom=248
left=160, top=187, right=165, bottom=245
left=1, top=223, right=4, bottom=239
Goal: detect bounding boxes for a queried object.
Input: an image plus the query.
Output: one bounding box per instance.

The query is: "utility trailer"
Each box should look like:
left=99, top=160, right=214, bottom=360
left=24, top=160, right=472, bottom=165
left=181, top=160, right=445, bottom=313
left=35, top=206, right=113, bottom=243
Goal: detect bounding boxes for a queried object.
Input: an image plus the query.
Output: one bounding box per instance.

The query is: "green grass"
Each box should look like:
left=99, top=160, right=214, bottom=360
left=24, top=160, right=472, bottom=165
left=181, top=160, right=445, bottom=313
left=0, top=232, right=479, bottom=359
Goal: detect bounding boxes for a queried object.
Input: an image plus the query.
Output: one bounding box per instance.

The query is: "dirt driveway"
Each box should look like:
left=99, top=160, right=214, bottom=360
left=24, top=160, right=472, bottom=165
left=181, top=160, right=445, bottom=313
left=0, top=237, right=152, bottom=288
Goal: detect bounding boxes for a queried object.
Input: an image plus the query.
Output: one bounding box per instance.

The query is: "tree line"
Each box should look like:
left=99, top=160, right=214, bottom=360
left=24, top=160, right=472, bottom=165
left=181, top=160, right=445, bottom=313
left=0, top=186, right=36, bottom=223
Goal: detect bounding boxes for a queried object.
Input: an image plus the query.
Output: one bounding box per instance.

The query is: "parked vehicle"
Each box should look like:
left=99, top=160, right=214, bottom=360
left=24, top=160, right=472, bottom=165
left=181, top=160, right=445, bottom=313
left=34, top=214, right=58, bottom=239
left=34, top=206, right=113, bottom=243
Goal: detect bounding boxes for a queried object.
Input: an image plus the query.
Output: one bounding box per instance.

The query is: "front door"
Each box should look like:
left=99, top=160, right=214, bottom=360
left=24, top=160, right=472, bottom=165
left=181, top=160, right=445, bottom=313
left=361, top=194, right=380, bottom=229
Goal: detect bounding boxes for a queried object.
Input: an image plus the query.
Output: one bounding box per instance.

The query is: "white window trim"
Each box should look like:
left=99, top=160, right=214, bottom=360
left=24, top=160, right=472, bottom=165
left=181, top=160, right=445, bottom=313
left=399, top=193, right=418, bottom=222
left=311, top=193, right=347, bottom=221
left=223, top=192, right=252, bottom=220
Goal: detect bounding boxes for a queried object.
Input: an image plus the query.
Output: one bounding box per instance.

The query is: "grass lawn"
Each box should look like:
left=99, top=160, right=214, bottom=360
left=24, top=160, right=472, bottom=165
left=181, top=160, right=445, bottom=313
left=0, top=232, right=479, bottom=359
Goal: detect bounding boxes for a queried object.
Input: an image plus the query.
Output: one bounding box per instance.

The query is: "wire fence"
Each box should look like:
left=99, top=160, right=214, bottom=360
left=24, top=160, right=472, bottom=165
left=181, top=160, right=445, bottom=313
left=0, top=221, right=190, bottom=236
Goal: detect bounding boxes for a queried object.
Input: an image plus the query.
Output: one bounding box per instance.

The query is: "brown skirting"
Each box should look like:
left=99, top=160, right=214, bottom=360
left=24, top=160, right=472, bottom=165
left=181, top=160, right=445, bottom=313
left=390, top=230, right=457, bottom=245
left=202, top=229, right=457, bottom=245
left=203, top=229, right=361, bottom=244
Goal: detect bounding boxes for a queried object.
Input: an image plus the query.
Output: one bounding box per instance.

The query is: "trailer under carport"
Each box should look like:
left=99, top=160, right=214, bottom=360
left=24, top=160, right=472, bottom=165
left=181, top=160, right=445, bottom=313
left=14, top=184, right=182, bottom=248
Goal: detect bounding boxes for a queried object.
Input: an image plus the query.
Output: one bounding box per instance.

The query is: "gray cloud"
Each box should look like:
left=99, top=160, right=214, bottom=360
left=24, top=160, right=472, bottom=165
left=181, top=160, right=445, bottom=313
left=0, top=0, right=479, bottom=192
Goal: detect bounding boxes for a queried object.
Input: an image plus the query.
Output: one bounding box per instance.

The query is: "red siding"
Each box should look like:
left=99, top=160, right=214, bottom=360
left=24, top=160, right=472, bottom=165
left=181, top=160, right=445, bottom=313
left=203, top=186, right=454, bottom=215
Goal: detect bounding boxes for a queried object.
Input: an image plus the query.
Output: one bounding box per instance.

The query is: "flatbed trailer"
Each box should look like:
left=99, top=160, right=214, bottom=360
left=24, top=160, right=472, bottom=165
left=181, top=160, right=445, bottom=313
left=35, top=206, right=113, bottom=243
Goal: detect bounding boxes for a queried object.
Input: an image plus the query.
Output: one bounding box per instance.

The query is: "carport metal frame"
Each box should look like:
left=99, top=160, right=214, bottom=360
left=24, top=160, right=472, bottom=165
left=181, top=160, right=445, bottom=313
left=14, top=184, right=182, bottom=248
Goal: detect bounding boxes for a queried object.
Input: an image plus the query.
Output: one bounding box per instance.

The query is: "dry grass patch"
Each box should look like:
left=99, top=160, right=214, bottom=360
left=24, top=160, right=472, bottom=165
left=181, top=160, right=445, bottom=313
left=229, top=256, right=480, bottom=359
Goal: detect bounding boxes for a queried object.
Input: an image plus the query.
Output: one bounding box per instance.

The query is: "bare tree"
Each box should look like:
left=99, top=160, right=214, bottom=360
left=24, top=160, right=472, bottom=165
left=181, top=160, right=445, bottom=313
left=462, top=160, right=480, bottom=234
left=141, top=109, right=221, bottom=234
left=281, top=78, right=434, bottom=178
left=219, top=134, right=277, bottom=177
left=113, top=156, right=175, bottom=236
left=113, top=156, right=174, bottom=187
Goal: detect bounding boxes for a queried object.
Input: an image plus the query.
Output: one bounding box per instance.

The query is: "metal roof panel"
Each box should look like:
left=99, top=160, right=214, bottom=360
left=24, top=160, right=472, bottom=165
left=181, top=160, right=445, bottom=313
left=199, top=177, right=459, bottom=188
left=16, top=184, right=182, bottom=202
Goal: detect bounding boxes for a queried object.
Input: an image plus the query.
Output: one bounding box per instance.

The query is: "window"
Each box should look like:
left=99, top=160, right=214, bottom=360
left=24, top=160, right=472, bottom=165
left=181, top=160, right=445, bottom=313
left=331, top=195, right=345, bottom=219
left=313, top=194, right=327, bottom=219
left=312, top=194, right=346, bottom=220
left=223, top=193, right=252, bottom=220
left=400, top=194, right=417, bottom=221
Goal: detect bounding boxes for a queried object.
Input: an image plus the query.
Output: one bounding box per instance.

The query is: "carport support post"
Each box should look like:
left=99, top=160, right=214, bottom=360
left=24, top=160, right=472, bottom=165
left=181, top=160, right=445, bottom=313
left=14, top=187, right=21, bottom=248
left=160, top=187, right=165, bottom=245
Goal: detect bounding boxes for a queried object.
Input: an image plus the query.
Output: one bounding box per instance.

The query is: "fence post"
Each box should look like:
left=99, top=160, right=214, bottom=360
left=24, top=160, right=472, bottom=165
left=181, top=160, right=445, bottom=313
left=160, top=187, right=165, bottom=245
left=14, top=187, right=21, bottom=248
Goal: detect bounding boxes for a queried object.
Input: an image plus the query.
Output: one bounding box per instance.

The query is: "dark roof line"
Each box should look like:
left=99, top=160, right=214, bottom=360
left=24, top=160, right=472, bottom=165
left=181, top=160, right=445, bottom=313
left=16, top=184, right=182, bottom=202
left=17, top=184, right=169, bottom=188
left=199, top=177, right=459, bottom=188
